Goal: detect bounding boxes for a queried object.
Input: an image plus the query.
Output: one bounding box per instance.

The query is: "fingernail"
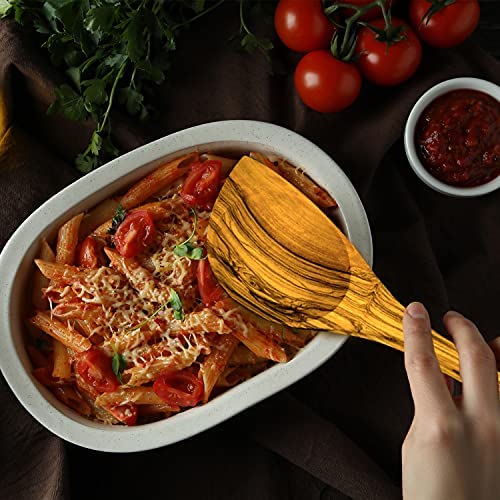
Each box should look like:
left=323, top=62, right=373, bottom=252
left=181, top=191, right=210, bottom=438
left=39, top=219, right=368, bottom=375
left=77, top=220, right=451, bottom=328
left=406, top=302, right=427, bottom=319
left=445, top=310, right=462, bottom=320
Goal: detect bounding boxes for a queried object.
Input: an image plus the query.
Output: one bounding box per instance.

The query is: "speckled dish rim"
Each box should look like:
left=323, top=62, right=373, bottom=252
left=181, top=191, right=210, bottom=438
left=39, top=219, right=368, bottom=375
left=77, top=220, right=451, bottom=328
left=404, top=77, right=500, bottom=197
left=0, top=120, right=372, bottom=452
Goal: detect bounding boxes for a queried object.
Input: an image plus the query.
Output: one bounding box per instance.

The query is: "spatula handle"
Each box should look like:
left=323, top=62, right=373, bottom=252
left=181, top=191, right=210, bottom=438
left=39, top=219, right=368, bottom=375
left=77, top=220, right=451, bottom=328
left=350, top=283, right=500, bottom=388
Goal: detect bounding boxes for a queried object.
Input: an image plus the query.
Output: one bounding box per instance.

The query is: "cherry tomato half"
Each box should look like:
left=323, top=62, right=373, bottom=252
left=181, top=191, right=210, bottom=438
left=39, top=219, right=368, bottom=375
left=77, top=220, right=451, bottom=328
left=113, top=210, right=156, bottom=258
left=78, top=236, right=105, bottom=268
left=197, top=259, right=225, bottom=307
left=153, top=370, right=204, bottom=407
left=274, top=0, right=335, bottom=52
left=409, top=0, right=480, bottom=48
left=76, top=348, right=119, bottom=393
left=107, top=403, right=138, bottom=426
left=294, top=50, right=362, bottom=113
left=181, top=160, right=222, bottom=210
left=355, top=18, right=422, bottom=86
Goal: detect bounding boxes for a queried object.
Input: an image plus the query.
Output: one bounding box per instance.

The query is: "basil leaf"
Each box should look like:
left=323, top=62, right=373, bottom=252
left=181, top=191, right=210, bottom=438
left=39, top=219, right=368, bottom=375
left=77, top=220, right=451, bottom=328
left=112, top=352, right=126, bottom=384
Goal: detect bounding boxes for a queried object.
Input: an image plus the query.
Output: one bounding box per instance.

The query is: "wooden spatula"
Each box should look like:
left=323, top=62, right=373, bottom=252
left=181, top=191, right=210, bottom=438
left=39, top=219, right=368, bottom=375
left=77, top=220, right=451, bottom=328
left=207, top=156, right=500, bottom=386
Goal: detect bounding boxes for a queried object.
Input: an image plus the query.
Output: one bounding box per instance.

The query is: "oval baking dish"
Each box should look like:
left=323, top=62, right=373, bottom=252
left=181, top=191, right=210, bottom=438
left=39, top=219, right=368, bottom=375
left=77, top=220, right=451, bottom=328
left=0, top=120, right=372, bottom=452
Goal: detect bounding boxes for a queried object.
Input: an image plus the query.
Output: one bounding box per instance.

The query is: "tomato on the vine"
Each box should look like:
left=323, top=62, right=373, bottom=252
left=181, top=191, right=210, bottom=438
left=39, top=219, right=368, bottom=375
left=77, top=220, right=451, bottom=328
left=355, top=18, right=422, bottom=86
left=409, top=0, right=480, bottom=48
left=294, top=50, right=361, bottom=113
left=274, top=0, right=335, bottom=52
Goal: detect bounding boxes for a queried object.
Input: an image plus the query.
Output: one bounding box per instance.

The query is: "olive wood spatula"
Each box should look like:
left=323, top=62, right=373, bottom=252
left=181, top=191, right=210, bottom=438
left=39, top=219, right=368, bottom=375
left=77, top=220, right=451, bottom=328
left=206, top=156, right=500, bottom=387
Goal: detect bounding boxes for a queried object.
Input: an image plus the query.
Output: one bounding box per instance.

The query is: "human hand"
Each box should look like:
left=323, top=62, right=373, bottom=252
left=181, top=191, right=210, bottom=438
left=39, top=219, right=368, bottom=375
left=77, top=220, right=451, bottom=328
left=402, top=302, right=500, bottom=500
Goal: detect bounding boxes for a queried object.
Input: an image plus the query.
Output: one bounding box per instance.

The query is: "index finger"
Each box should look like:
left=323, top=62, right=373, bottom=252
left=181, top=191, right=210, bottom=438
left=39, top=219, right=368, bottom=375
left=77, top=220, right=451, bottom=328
left=403, top=302, right=455, bottom=417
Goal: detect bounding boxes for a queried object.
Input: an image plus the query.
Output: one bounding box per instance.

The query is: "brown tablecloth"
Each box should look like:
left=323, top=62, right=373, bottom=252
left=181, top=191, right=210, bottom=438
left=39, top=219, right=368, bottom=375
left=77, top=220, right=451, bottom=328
left=0, top=6, right=499, bottom=500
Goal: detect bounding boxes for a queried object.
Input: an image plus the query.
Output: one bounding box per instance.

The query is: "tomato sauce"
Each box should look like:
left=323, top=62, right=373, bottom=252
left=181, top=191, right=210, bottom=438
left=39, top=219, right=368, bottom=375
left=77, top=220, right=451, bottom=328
left=415, top=89, right=500, bottom=187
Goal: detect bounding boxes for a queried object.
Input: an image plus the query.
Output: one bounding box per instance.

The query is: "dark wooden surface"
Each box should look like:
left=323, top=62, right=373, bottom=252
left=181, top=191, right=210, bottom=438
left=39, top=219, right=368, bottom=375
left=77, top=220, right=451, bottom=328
left=476, top=1, right=500, bottom=57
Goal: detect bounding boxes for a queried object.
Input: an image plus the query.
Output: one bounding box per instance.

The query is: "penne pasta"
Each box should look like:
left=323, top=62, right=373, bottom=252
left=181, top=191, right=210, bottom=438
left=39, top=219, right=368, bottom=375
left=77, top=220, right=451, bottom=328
left=55, top=213, right=84, bottom=265
left=35, top=259, right=87, bottom=283
left=272, top=158, right=337, bottom=208
left=199, top=334, right=239, bottom=402
left=120, top=152, right=199, bottom=209
left=30, top=311, right=92, bottom=353
left=52, top=339, right=71, bottom=379
left=95, top=387, right=179, bottom=410
left=32, top=239, right=56, bottom=309
left=228, top=344, right=263, bottom=366
left=214, top=299, right=287, bottom=363
left=79, top=198, right=120, bottom=238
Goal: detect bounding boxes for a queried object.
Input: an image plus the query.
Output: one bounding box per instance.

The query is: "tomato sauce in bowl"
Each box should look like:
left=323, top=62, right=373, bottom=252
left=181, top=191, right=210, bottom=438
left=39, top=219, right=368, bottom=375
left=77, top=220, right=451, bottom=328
left=415, top=89, right=500, bottom=187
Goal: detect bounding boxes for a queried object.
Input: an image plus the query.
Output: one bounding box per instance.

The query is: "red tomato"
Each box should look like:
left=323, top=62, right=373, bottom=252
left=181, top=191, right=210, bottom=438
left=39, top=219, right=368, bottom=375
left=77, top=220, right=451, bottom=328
left=294, top=50, right=361, bottom=113
left=107, top=404, right=138, bottom=426
left=78, top=236, right=105, bottom=268
left=76, top=348, right=119, bottom=393
left=197, top=259, right=225, bottom=307
left=340, top=0, right=394, bottom=21
left=355, top=18, right=422, bottom=86
left=113, top=210, right=156, bottom=258
left=274, top=0, right=335, bottom=52
left=153, top=370, right=204, bottom=407
left=181, top=160, right=222, bottom=210
left=409, top=0, right=480, bottom=48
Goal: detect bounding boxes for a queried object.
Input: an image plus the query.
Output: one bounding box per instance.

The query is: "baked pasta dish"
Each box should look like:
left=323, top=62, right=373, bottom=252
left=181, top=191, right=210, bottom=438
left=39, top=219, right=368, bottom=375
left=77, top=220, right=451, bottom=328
left=27, top=151, right=337, bottom=425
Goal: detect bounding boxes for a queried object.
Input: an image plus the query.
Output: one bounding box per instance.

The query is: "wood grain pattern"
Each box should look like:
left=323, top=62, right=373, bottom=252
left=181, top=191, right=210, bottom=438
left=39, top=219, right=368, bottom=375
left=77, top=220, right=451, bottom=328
left=207, top=157, right=500, bottom=387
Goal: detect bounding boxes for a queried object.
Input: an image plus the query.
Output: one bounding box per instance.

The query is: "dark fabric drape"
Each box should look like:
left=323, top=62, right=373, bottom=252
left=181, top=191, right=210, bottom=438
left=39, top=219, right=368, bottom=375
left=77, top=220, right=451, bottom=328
left=0, top=6, right=498, bottom=499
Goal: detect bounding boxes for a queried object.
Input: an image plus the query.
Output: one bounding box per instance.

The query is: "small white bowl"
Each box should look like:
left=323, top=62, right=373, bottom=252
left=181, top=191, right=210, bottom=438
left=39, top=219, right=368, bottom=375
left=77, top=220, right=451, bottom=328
left=0, top=120, right=372, bottom=452
left=404, top=77, right=500, bottom=197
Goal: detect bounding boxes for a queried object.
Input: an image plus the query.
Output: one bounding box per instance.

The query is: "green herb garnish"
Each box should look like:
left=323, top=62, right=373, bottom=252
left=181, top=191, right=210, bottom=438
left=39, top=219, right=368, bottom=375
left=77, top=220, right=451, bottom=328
left=108, top=203, right=126, bottom=235
left=111, top=351, right=127, bottom=384
left=174, top=209, right=204, bottom=261
left=169, top=289, right=185, bottom=321
left=126, top=290, right=184, bottom=335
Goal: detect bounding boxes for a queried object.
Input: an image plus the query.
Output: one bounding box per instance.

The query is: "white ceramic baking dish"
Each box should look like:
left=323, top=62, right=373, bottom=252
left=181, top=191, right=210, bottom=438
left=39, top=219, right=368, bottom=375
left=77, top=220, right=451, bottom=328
left=0, top=120, right=372, bottom=452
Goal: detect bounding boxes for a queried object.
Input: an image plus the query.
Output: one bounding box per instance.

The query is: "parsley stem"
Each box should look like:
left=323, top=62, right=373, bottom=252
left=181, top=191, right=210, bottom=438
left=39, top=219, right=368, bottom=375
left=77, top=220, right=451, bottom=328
left=172, top=0, right=225, bottom=31
left=125, top=300, right=170, bottom=334
left=79, top=53, right=99, bottom=74
left=97, top=61, right=127, bottom=134
left=239, top=0, right=251, bottom=35
left=177, top=209, right=198, bottom=247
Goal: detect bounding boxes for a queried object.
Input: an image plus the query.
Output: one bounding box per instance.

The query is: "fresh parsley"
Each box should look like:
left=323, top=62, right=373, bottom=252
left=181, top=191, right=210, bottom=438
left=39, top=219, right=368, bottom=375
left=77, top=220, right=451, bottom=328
left=111, top=351, right=127, bottom=384
left=108, top=203, right=126, bottom=235
left=237, top=0, right=274, bottom=61
left=173, top=209, right=204, bottom=260
left=1, top=0, right=274, bottom=172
